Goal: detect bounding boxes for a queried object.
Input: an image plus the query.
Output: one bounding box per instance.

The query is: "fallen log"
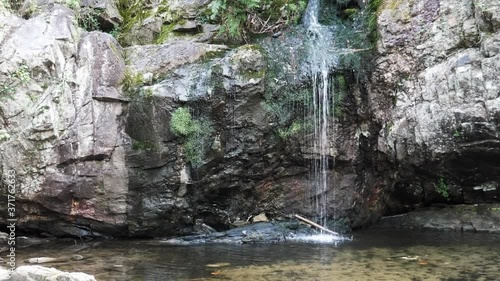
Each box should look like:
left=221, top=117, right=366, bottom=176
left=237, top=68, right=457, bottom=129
left=294, top=214, right=340, bottom=236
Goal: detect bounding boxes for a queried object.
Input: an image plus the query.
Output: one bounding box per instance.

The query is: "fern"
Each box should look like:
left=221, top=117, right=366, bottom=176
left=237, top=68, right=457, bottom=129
left=205, top=0, right=307, bottom=39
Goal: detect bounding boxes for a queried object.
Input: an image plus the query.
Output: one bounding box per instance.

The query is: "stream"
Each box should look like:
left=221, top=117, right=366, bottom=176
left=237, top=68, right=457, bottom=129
left=15, top=229, right=500, bottom=280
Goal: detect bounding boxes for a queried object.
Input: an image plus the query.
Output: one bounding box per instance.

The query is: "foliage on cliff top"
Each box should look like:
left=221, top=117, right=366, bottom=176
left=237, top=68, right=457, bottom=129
left=204, top=0, right=307, bottom=40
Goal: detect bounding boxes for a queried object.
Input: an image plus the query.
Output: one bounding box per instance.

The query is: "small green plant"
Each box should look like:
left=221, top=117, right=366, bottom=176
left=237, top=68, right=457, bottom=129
left=0, top=65, right=31, bottom=98
left=78, top=7, right=101, bottom=31
left=110, top=25, right=121, bottom=39
left=122, top=69, right=144, bottom=95
left=170, top=107, right=197, bottom=137
left=117, top=0, right=177, bottom=45
left=453, top=129, right=461, bottom=138
left=170, top=107, right=214, bottom=168
left=65, top=0, right=80, bottom=10
left=1, top=0, right=22, bottom=11
left=436, top=177, right=450, bottom=200
left=21, top=0, right=40, bottom=18
left=278, top=121, right=302, bottom=139
left=15, top=65, right=31, bottom=83
left=1, top=0, right=11, bottom=10
left=184, top=121, right=213, bottom=167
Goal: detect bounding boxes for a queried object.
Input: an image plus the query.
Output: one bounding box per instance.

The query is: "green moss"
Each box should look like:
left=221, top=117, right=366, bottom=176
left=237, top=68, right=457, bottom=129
left=343, top=8, right=359, bottom=19
left=201, top=49, right=228, bottom=63
left=117, top=0, right=184, bottom=46
left=278, top=121, right=302, bottom=139
left=242, top=68, right=266, bottom=80
left=132, top=139, right=156, bottom=151
left=155, top=22, right=177, bottom=44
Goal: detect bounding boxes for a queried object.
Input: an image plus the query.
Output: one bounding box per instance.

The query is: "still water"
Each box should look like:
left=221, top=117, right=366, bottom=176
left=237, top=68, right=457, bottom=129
left=15, top=229, right=500, bottom=281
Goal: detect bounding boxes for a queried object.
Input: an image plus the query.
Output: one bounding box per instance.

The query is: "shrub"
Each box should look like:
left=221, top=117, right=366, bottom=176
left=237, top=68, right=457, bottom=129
left=184, top=119, right=214, bottom=168
left=436, top=177, right=450, bottom=200
left=0, top=64, right=31, bottom=98
left=122, top=69, right=144, bottom=94
left=170, top=107, right=197, bottom=137
left=170, top=107, right=214, bottom=168
left=206, top=0, right=307, bottom=39
left=78, top=7, right=101, bottom=31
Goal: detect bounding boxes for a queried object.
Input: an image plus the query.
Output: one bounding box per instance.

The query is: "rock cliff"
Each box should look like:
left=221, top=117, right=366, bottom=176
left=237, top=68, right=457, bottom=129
left=373, top=0, right=500, bottom=213
left=0, top=0, right=498, bottom=237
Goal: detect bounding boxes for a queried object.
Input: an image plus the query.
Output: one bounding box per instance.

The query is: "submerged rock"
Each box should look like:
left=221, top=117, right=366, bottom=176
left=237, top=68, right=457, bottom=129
left=159, top=222, right=318, bottom=244
left=9, top=265, right=96, bottom=281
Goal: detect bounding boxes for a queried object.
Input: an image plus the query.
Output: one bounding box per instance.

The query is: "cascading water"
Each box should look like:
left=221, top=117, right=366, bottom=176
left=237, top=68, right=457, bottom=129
left=304, top=0, right=337, bottom=229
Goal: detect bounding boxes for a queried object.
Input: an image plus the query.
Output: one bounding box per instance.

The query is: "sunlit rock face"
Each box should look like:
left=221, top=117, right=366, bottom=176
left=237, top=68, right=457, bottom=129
left=0, top=5, right=129, bottom=237
left=372, top=0, right=500, bottom=213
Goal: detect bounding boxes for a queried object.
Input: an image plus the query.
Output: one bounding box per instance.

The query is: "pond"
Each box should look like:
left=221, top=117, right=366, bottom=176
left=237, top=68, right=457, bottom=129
left=15, top=229, right=500, bottom=281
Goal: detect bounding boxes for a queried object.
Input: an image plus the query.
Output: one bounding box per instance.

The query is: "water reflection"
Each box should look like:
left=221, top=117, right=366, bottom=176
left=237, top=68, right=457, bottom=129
left=13, top=229, right=500, bottom=280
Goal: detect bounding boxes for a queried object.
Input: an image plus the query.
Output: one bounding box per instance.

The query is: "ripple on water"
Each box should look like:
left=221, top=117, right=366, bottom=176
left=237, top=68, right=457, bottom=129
left=13, top=229, right=500, bottom=281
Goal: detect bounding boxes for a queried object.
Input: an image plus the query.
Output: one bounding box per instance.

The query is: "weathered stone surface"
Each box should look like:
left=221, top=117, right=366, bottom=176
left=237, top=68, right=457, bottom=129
left=125, top=41, right=228, bottom=79
left=373, top=0, right=500, bottom=214
left=252, top=213, right=269, bottom=223
left=81, top=0, right=122, bottom=29
left=124, top=44, right=270, bottom=236
left=117, top=0, right=213, bottom=46
left=377, top=204, right=500, bottom=233
left=0, top=7, right=128, bottom=237
left=120, top=16, right=163, bottom=46
left=78, top=32, right=126, bottom=102
left=10, top=265, right=96, bottom=281
left=173, top=20, right=199, bottom=32
left=168, top=0, right=212, bottom=19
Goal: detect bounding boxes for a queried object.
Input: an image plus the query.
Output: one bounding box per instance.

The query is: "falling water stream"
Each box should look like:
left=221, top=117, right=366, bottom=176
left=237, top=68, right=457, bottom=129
left=304, top=0, right=337, bottom=228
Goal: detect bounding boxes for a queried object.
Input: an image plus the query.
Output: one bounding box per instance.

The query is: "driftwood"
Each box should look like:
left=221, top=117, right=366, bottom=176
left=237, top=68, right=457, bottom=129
left=294, top=214, right=340, bottom=236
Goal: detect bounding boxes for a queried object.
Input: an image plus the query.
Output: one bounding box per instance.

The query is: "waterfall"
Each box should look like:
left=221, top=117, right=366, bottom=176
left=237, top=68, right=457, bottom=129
left=304, top=0, right=336, bottom=228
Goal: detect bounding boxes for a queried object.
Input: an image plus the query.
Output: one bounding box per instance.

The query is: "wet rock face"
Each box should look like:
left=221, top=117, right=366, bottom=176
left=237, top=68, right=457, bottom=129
left=0, top=7, right=128, bottom=236
left=373, top=0, right=500, bottom=213
left=124, top=44, right=276, bottom=236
